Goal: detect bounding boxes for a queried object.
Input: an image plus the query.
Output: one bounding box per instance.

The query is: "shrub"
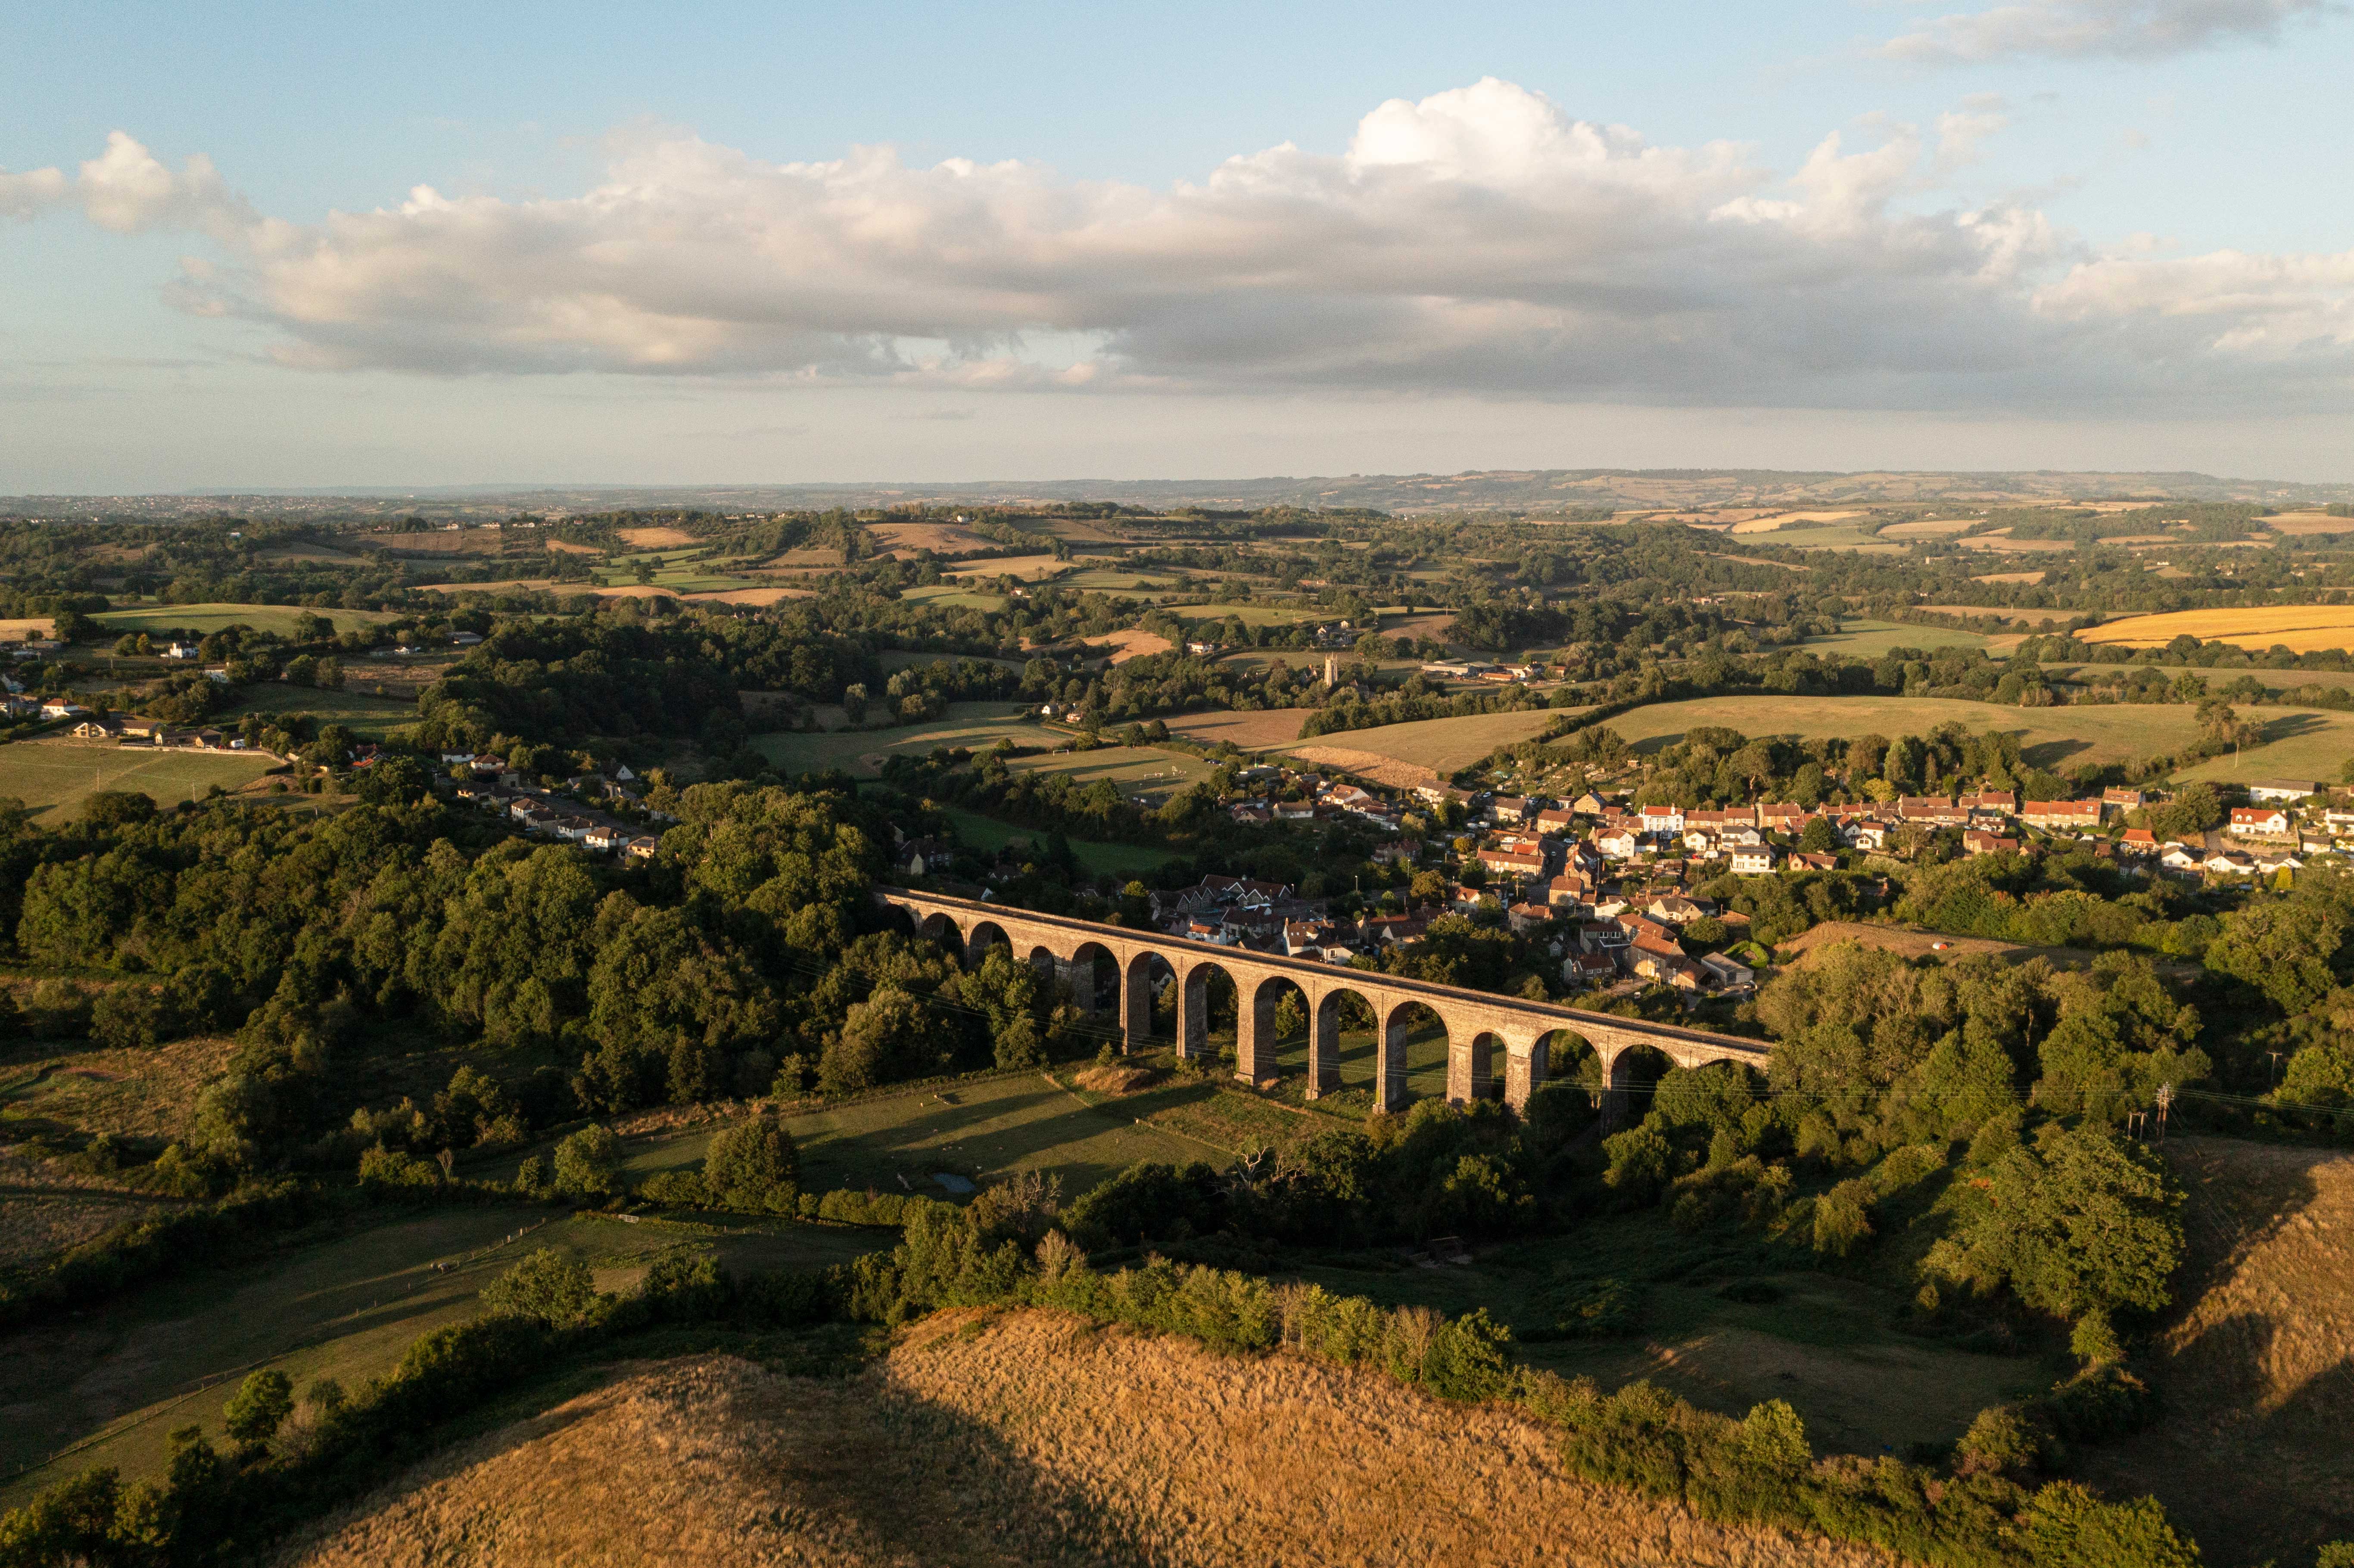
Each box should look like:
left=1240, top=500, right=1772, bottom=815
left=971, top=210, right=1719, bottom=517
left=1811, top=1179, right=1877, bottom=1259
left=223, top=1369, right=294, bottom=1448
left=1601, top=1126, right=1672, bottom=1206
left=2020, top=1481, right=2200, bottom=1568
left=356, top=1145, right=442, bottom=1192
left=639, top=1168, right=710, bottom=1207
left=1955, top=1404, right=2042, bottom=1477
left=551, top=1125, right=624, bottom=1197
left=1064, top=1161, right=1225, bottom=1248
left=703, top=1116, right=798, bottom=1213
left=478, top=1248, right=597, bottom=1327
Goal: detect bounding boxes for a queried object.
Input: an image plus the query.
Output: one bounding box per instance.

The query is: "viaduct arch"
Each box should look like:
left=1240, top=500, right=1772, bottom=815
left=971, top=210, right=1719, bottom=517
left=879, top=887, right=1768, bottom=1115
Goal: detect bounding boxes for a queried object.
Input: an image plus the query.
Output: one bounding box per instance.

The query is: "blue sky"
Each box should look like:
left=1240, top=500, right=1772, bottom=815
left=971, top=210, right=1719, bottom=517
left=5, top=0, right=2351, bottom=490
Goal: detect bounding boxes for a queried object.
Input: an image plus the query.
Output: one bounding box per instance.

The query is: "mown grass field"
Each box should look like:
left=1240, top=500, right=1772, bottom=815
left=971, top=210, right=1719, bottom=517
left=1600, top=694, right=2222, bottom=769
left=92, top=604, right=401, bottom=638
left=2081, top=604, right=2354, bottom=653
left=934, top=805, right=1174, bottom=877
left=748, top=703, right=1040, bottom=776
left=1750, top=524, right=1903, bottom=554
left=0, top=742, right=277, bottom=821
left=1001, top=744, right=1215, bottom=801
left=1168, top=603, right=1326, bottom=627
left=2173, top=708, right=2354, bottom=786
left=225, top=686, right=416, bottom=739
left=873, top=648, right=1025, bottom=674
left=1162, top=708, right=1315, bottom=748
left=897, top=584, right=1010, bottom=611
left=1281, top=708, right=1565, bottom=777
left=1802, top=619, right=1989, bottom=658
left=623, top=1071, right=1212, bottom=1199
left=0, top=1205, right=884, bottom=1505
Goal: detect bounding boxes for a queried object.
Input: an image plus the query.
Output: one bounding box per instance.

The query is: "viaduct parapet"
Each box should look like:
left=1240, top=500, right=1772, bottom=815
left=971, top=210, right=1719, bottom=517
left=875, top=887, right=1770, bottom=1114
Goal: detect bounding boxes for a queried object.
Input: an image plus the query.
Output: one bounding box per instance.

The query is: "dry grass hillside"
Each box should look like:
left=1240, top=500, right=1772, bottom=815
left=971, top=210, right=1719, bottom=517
left=276, top=1309, right=1888, bottom=1568
left=2079, top=1136, right=2354, bottom=1566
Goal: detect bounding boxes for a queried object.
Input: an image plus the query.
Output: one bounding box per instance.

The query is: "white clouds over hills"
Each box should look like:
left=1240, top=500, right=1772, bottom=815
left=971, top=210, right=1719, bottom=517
left=6, top=80, right=2351, bottom=414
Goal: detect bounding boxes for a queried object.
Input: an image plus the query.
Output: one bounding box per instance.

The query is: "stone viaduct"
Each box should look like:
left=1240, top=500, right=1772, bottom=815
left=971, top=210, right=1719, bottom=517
left=875, top=888, right=1771, bottom=1114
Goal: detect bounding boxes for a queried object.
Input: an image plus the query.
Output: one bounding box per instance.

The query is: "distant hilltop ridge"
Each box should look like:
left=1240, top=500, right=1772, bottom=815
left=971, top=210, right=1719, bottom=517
left=7, top=467, right=2353, bottom=521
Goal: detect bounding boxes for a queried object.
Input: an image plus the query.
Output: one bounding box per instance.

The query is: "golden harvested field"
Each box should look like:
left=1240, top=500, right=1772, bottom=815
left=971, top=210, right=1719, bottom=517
left=764, top=545, right=847, bottom=569
left=682, top=586, right=814, bottom=605
left=1281, top=709, right=1567, bottom=779
left=947, top=554, right=1066, bottom=581
left=2263, top=512, right=2354, bottom=536
left=2081, top=605, right=2354, bottom=653
left=543, top=538, right=604, bottom=556
left=2078, top=1138, right=2354, bottom=1565
left=1161, top=707, right=1314, bottom=748
left=0, top=618, right=56, bottom=641
left=1732, top=510, right=1864, bottom=532
left=1968, top=571, right=2046, bottom=585
left=616, top=526, right=698, bottom=548
left=1288, top=744, right=1445, bottom=789
left=867, top=520, right=999, bottom=556
left=417, top=577, right=559, bottom=594
left=369, top=531, right=507, bottom=555
left=1080, top=628, right=1174, bottom=664
left=277, top=1311, right=1882, bottom=1568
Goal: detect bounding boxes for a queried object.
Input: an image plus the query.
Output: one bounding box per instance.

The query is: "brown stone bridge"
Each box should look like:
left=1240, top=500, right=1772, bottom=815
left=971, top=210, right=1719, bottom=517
left=875, top=888, right=1771, bottom=1114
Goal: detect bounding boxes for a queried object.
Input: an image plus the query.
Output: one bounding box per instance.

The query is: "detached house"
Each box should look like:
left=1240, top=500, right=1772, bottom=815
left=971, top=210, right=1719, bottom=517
left=1637, top=803, right=1686, bottom=836
left=2229, top=806, right=2293, bottom=840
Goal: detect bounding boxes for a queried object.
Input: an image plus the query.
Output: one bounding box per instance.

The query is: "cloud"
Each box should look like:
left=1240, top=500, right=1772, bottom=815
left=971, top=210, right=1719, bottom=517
left=1882, top=0, right=2332, bottom=64
left=11, top=84, right=2354, bottom=414
left=2, top=131, right=250, bottom=236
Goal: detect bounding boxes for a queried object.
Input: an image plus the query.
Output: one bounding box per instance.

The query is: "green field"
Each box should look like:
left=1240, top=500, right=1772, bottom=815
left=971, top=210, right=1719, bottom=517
left=1003, top=744, right=1215, bottom=801
left=1803, top=619, right=1990, bottom=658
left=897, top=584, right=1011, bottom=611
left=874, top=649, right=1026, bottom=675
left=624, top=1072, right=1212, bottom=1200
left=593, top=548, right=759, bottom=595
left=1060, top=568, right=1180, bottom=592
left=92, top=603, right=401, bottom=637
left=224, top=686, right=416, bottom=739
left=2046, top=662, right=2354, bottom=694
left=0, top=743, right=276, bottom=821
left=2173, top=708, right=2354, bottom=785
left=1168, top=604, right=1326, bottom=627
left=749, top=703, right=1043, bottom=776
left=1750, top=525, right=1902, bottom=554
left=0, top=1204, right=883, bottom=1503
left=1597, top=694, right=2353, bottom=775
left=1283, top=708, right=1565, bottom=775
left=935, top=805, right=1174, bottom=877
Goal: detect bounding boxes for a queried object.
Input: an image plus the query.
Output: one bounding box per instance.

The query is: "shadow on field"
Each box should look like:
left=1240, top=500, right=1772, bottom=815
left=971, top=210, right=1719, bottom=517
left=2073, top=1149, right=2354, bottom=1568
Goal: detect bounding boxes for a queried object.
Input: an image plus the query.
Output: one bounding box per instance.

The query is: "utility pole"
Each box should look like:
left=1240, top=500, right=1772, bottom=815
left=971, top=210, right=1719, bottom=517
left=2155, top=1082, right=2172, bottom=1143
left=2265, top=1050, right=2285, bottom=1089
